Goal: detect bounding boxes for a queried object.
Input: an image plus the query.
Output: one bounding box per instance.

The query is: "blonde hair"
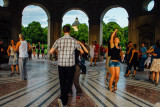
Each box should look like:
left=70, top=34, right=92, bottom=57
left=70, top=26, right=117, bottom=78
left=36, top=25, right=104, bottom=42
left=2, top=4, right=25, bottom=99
left=19, top=34, right=24, bottom=39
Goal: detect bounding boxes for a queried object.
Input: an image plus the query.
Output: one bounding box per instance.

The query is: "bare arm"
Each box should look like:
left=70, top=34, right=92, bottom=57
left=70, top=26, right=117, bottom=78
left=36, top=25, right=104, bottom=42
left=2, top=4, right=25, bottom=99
left=129, top=50, right=135, bottom=63
left=110, top=29, right=118, bottom=48
left=77, top=41, right=88, bottom=53
left=28, top=44, right=31, bottom=51
left=50, top=48, right=55, bottom=54
left=7, top=46, right=10, bottom=56
left=15, top=42, right=21, bottom=52
left=79, top=48, right=84, bottom=54
left=146, top=46, right=154, bottom=53
left=127, top=47, right=132, bottom=54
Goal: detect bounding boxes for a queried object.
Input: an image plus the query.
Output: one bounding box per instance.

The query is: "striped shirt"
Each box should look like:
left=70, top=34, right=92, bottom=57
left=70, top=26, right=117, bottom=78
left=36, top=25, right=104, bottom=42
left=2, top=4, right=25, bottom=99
left=52, top=34, right=81, bottom=67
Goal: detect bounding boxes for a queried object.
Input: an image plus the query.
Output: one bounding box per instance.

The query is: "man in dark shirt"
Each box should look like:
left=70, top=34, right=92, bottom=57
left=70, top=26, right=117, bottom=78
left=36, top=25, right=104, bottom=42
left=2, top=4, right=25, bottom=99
left=37, top=42, right=40, bottom=59
left=80, top=40, right=88, bottom=74
left=125, top=41, right=133, bottom=75
left=0, top=39, right=4, bottom=69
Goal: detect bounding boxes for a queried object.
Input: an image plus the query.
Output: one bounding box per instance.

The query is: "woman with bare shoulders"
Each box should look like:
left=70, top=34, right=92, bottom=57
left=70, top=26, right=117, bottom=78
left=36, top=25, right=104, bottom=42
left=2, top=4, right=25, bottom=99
left=7, top=40, right=19, bottom=75
left=41, top=44, right=45, bottom=58
left=89, top=42, right=95, bottom=66
left=32, top=43, right=36, bottom=58
left=125, top=44, right=138, bottom=77
left=108, top=29, right=121, bottom=92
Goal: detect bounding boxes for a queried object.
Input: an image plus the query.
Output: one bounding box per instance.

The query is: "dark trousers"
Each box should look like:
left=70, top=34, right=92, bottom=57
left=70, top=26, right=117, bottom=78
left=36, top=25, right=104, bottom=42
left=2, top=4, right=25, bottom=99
left=139, top=57, right=147, bottom=71
left=125, top=60, right=129, bottom=74
left=72, top=64, right=82, bottom=95
left=37, top=50, right=40, bottom=58
left=58, top=65, right=75, bottom=106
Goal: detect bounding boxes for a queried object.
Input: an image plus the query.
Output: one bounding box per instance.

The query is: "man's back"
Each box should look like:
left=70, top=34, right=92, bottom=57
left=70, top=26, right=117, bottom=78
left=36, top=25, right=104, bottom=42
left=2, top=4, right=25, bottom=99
left=19, top=41, right=28, bottom=58
left=52, top=34, right=81, bottom=67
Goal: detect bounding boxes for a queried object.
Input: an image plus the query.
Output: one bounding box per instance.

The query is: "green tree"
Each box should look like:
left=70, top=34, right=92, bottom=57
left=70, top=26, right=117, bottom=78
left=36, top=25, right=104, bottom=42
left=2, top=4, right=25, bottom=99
left=62, top=24, right=89, bottom=42
left=103, top=22, right=128, bottom=46
left=21, top=21, right=47, bottom=44
left=77, top=24, right=89, bottom=42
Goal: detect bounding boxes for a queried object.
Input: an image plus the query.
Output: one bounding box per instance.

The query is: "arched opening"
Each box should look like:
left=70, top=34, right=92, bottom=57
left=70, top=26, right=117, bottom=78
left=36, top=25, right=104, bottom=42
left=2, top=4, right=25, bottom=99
left=62, top=9, right=89, bottom=44
left=100, top=6, right=129, bottom=50
left=143, top=0, right=155, bottom=12
left=0, top=0, right=9, bottom=7
left=22, top=4, right=50, bottom=58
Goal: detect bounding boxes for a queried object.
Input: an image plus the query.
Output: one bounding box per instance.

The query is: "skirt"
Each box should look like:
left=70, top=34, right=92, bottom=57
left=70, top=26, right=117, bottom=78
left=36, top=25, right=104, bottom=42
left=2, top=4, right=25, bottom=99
left=9, top=54, right=18, bottom=65
left=94, top=53, right=98, bottom=58
left=150, top=59, right=160, bottom=72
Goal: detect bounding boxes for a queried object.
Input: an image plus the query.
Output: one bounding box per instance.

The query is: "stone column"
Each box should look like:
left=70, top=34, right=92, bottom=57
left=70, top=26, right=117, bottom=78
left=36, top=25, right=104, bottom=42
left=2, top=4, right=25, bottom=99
left=155, top=0, right=160, bottom=41
left=128, top=17, right=139, bottom=46
left=47, top=17, right=62, bottom=59
left=11, top=12, right=22, bottom=42
left=89, top=18, right=102, bottom=45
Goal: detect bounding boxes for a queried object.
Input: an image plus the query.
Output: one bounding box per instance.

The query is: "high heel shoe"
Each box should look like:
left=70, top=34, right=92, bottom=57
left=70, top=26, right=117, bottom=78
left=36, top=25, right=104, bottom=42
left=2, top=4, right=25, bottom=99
left=114, top=85, right=117, bottom=91
left=108, top=87, right=115, bottom=93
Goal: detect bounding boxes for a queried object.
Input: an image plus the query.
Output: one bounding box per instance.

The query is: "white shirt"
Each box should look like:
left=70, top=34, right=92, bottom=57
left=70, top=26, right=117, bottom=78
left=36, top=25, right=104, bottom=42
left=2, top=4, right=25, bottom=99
left=19, top=41, right=28, bottom=58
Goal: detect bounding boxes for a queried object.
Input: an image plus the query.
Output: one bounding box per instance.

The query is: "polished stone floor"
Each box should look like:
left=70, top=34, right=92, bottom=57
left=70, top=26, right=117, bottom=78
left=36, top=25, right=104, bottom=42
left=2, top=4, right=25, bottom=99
left=0, top=57, right=159, bottom=107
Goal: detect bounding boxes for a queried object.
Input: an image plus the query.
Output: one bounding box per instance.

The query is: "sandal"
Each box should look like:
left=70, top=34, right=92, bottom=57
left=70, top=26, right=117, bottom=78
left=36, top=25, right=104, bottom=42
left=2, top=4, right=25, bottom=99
left=124, top=75, right=129, bottom=77
left=108, top=87, right=115, bottom=93
left=114, top=85, right=117, bottom=91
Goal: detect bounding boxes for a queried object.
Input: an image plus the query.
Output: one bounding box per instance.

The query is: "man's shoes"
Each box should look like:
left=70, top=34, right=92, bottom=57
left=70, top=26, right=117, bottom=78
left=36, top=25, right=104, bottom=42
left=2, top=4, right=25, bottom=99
left=57, top=99, right=63, bottom=107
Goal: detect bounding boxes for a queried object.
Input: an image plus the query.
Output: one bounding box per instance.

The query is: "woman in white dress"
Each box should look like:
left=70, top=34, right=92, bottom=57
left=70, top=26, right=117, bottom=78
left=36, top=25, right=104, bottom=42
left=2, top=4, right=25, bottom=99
left=89, top=42, right=95, bottom=66
left=7, top=40, right=19, bottom=75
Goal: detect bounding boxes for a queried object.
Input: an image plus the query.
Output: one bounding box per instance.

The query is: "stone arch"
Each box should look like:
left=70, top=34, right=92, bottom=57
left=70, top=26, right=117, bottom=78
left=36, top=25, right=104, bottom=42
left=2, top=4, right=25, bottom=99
left=100, top=5, right=130, bottom=21
left=21, top=3, right=51, bottom=19
left=62, top=8, right=89, bottom=20
left=143, top=0, right=155, bottom=12
left=99, top=5, right=130, bottom=45
left=21, top=3, right=51, bottom=57
left=62, top=7, right=90, bottom=43
left=0, top=0, right=9, bottom=7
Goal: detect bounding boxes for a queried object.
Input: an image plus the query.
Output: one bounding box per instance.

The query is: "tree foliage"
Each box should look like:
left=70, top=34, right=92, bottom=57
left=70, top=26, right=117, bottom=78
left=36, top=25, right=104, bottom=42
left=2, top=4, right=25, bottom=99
left=103, top=22, right=128, bottom=46
left=62, top=23, right=89, bottom=42
left=22, top=21, right=47, bottom=44
left=22, top=21, right=128, bottom=47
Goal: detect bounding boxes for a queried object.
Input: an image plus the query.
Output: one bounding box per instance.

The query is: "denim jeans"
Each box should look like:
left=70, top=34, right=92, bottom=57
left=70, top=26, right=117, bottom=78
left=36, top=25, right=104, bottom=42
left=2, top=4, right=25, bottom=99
left=81, top=57, right=86, bottom=65
left=19, top=57, right=28, bottom=80
left=139, top=57, right=147, bottom=71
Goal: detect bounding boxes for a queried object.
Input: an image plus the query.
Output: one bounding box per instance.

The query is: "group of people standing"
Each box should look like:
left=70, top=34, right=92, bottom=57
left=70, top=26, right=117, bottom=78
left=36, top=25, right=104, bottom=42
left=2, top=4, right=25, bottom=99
left=6, top=36, right=47, bottom=79
left=6, top=34, right=31, bottom=80
left=29, top=42, right=45, bottom=59
left=124, top=40, right=160, bottom=86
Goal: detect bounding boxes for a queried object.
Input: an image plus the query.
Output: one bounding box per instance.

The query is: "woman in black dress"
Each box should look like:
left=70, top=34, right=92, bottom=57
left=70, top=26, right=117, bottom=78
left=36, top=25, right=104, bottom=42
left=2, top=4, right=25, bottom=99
left=32, top=43, right=36, bottom=58
left=41, top=44, right=45, bottom=58
left=125, top=44, right=138, bottom=77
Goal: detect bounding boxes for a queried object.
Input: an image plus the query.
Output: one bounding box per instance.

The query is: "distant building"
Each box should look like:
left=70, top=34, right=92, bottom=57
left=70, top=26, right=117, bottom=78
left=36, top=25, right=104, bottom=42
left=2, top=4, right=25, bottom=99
left=72, top=17, right=80, bottom=31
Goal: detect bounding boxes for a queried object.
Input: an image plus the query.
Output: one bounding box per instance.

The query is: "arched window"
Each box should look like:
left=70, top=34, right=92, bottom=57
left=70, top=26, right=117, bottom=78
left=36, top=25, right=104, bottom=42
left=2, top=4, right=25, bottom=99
left=62, top=9, right=89, bottom=42
left=100, top=7, right=129, bottom=47
left=147, top=0, right=154, bottom=11
left=0, top=0, right=9, bottom=7
left=22, top=5, right=48, bottom=45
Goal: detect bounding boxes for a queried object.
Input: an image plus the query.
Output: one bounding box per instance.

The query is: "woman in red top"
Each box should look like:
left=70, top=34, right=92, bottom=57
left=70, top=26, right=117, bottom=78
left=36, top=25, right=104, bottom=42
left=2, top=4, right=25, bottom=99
left=94, top=41, right=100, bottom=66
